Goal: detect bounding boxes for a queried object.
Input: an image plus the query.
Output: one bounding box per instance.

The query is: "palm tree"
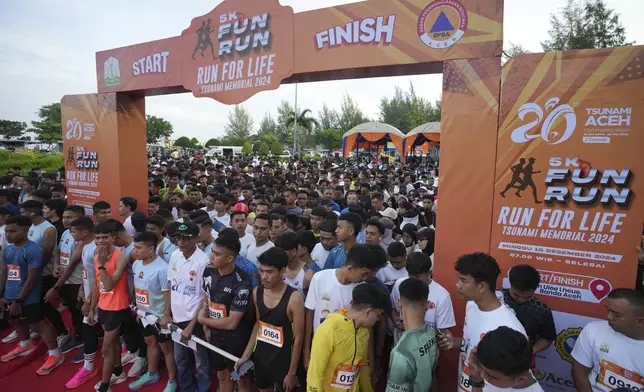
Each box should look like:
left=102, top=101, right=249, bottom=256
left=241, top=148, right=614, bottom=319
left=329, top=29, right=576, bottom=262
left=286, top=109, right=319, bottom=150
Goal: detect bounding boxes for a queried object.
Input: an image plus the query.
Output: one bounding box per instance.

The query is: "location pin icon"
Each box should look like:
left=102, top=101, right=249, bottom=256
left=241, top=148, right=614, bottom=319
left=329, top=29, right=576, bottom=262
left=589, top=278, right=611, bottom=300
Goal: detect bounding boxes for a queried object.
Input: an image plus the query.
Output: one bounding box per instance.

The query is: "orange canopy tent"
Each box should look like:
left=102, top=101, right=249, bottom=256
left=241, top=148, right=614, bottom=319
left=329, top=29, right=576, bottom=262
left=405, top=122, right=440, bottom=155
left=342, top=122, right=406, bottom=162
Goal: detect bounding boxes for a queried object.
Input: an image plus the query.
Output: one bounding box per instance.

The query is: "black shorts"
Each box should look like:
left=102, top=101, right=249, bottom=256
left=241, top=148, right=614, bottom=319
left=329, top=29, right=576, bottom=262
left=138, top=320, right=171, bottom=343
left=210, top=337, right=246, bottom=373
left=98, top=308, right=133, bottom=332
left=8, top=302, right=43, bottom=325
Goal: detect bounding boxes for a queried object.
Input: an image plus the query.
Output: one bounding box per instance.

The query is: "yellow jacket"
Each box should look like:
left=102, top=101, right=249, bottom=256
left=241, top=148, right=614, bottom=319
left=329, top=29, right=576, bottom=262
left=307, top=310, right=373, bottom=392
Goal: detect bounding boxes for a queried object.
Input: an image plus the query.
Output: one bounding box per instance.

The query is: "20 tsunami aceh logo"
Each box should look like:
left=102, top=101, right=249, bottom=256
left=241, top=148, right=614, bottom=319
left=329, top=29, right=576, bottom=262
left=417, top=0, right=468, bottom=49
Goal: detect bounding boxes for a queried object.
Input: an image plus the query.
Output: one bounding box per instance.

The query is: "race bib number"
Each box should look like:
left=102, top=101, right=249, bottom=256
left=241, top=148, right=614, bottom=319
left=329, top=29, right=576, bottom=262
left=7, top=265, right=20, bottom=281
left=459, top=354, right=472, bottom=392
left=257, top=321, right=284, bottom=348
left=208, top=301, right=227, bottom=319
left=597, top=360, right=643, bottom=392
left=331, top=364, right=359, bottom=389
left=135, top=288, right=150, bottom=306
left=60, top=252, right=70, bottom=267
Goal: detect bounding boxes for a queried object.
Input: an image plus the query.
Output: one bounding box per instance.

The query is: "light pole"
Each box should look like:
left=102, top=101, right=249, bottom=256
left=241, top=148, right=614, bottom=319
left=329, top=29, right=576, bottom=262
left=293, top=83, right=298, bottom=154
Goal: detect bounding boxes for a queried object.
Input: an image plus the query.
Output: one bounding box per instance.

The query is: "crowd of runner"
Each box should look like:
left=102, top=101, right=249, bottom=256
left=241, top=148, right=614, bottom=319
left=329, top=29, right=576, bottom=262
left=0, top=149, right=642, bottom=392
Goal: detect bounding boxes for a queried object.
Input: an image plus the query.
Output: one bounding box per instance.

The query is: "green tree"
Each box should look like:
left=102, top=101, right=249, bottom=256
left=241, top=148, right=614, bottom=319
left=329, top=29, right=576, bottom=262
left=242, top=141, right=252, bottom=156
left=378, top=83, right=441, bottom=133
left=541, top=0, right=632, bottom=52
left=287, top=108, right=319, bottom=150
left=30, top=103, right=62, bottom=143
left=258, top=142, right=269, bottom=156
left=257, top=113, right=279, bottom=137
left=190, top=137, right=201, bottom=148
left=220, top=136, right=246, bottom=146
left=339, top=94, right=369, bottom=131
left=503, top=42, right=531, bottom=62
left=315, top=128, right=344, bottom=150
left=275, top=101, right=294, bottom=144
left=205, top=138, right=221, bottom=147
left=224, top=105, right=254, bottom=140
left=174, top=136, right=192, bottom=148
left=0, top=120, right=27, bottom=139
left=317, top=104, right=340, bottom=130
left=146, top=115, right=173, bottom=144
left=270, top=140, right=283, bottom=155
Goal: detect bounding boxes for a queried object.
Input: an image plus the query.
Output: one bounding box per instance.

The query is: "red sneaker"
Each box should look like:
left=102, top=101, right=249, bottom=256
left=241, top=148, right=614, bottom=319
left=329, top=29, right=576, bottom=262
left=1, top=342, right=36, bottom=362
left=36, top=354, right=65, bottom=376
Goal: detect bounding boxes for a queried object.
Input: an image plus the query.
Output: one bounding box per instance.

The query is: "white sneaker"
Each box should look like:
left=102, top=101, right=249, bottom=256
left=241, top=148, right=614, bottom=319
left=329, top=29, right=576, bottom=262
left=94, top=371, right=127, bottom=390
left=29, top=330, right=40, bottom=341
left=127, top=357, right=147, bottom=378
left=2, top=330, right=18, bottom=344
left=57, top=333, right=70, bottom=348
left=120, top=350, right=138, bottom=366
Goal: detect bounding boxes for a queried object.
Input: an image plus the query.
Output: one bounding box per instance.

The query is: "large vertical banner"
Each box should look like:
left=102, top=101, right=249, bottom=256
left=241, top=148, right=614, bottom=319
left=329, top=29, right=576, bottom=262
left=433, top=56, right=502, bottom=391
left=62, top=93, right=148, bottom=217
left=492, top=47, right=644, bottom=391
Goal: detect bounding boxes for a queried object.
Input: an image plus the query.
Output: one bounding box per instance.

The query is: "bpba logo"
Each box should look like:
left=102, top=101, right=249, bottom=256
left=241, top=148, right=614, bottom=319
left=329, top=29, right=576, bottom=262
left=417, top=0, right=468, bottom=49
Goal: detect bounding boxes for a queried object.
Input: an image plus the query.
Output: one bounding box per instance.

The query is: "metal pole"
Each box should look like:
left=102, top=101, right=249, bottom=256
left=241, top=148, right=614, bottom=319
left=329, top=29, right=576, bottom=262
left=293, top=83, right=298, bottom=154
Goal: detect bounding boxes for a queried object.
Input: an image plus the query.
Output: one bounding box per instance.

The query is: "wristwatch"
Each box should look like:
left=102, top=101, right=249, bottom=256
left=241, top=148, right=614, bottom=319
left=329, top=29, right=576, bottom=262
left=14, top=298, right=24, bottom=304
left=469, top=377, right=485, bottom=389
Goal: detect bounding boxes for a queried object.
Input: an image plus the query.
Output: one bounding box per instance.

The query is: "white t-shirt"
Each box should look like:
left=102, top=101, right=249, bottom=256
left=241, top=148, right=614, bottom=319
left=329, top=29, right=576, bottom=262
left=390, top=278, right=456, bottom=331
left=304, top=269, right=359, bottom=332
left=458, top=301, right=527, bottom=392
left=487, top=380, right=544, bottom=392
left=0, top=225, right=7, bottom=251
left=167, top=247, right=210, bottom=323
left=376, top=263, right=408, bottom=290
left=215, top=213, right=230, bottom=228
left=311, top=243, right=331, bottom=271
left=202, top=207, right=218, bottom=219
left=123, top=215, right=137, bottom=237
left=571, top=320, right=644, bottom=392
left=246, top=240, right=274, bottom=268
left=239, top=233, right=255, bottom=258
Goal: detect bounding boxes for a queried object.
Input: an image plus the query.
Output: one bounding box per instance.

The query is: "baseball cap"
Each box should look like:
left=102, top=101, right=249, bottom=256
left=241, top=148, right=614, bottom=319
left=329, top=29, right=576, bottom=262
left=233, top=203, right=249, bottom=214
left=168, top=222, right=199, bottom=237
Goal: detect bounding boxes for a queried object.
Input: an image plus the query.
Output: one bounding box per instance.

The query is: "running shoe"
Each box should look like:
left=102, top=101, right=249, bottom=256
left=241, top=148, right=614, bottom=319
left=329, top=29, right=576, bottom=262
left=1, top=330, right=17, bottom=343
left=57, top=332, right=71, bottom=349
left=121, top=350, right=138, bottom=366
left=61, top=337, right=84, bottom=354
left=1, top=342, right=36, bottom=362
left=127, top=357, right=148, bottom=378
left=71, top=351, right=85, bottom=364
left=36, top=354, right=65, bottom=375
left=163, top=380, right=178, bottom=392
left=65, top=366, right=99, bottom=389
left=128, top=371, right=161, bottom=391
left=94, top=371, right=127, bottom=390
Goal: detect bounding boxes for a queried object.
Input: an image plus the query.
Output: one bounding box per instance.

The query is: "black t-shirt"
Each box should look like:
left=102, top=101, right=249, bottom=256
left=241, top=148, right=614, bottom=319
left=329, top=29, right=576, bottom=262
left=502, top=289, right=556, bottom=343
left=202, top=265, right=254, bottom=344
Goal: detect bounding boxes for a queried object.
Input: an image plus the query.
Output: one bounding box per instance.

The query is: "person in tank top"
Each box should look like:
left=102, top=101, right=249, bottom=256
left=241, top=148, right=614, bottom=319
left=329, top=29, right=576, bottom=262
left=89, top=221, right=137, bottom=392
left=236, top=246, right=305, bottom=392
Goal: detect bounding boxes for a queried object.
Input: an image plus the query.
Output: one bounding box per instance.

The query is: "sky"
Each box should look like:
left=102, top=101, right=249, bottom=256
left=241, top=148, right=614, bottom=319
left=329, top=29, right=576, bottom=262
left=0, top=0, right=642, bottom=142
